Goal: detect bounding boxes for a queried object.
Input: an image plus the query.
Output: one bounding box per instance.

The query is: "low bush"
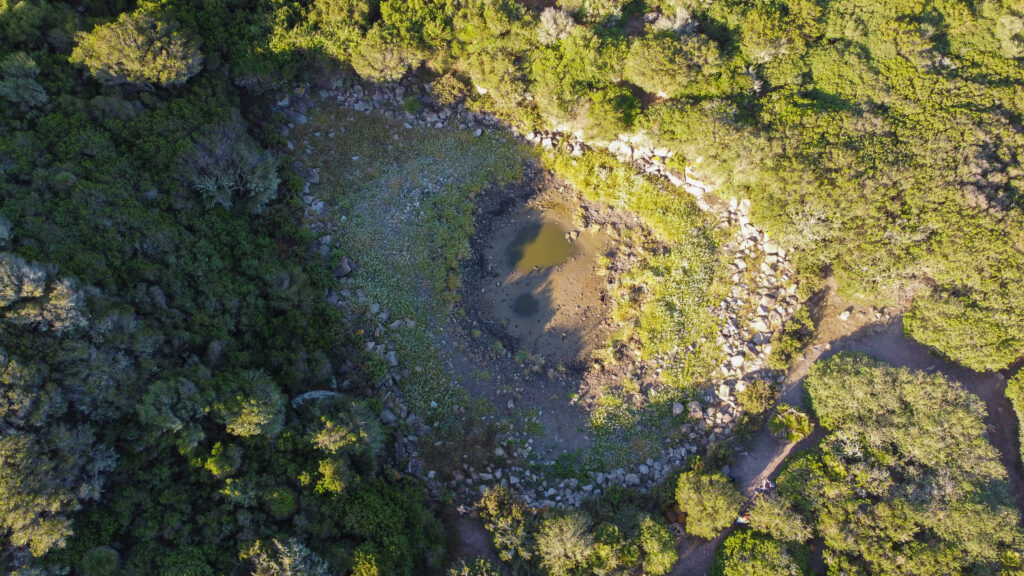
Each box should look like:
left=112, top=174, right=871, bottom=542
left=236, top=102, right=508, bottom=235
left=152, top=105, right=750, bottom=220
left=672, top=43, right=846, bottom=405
left=1005, top=371, right=1024, bottom=469
left=675, top=470, right=743, bottom=539
left=769, top=404, right=813, bottom=443
left=710, top=530, right=811, bottom=576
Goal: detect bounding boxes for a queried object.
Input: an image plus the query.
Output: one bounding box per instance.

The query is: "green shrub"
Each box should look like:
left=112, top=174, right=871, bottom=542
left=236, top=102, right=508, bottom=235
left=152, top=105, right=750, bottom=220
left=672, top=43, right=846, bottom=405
left=623, top=32, right=721, bottom=97
left=779, top=354, right=1023, bottom=574
left=736, top=379, right=777, bottom=416
left=447, top=557, right=501, bottom=576
left=638, top=516, right=676, bottom=576
left=80, top=546, right=120, bottom=576
left=430, top=72, right=470, bottom=105
left=1008, top=372, right=1024, bottom=469
left=351, top=24, right=422, bottom=82
left=215, top=370, right=286, bottom=438
left=747, top=494, right=812, bottom=543
left=675, top=470, right=743, bottom=539
left=537, top=510, right=594, bottom=576
left=586, top=86, right=640, bottom=141
left=477, top=487, right=537, bottom=566
left=769, top=404, right=813, bottom=443
left=264, top=487, right=298, bottom=519
left=70, top=10, right=203, bottom=87
left=767, top=308, right=814, bottom=370
left=710, top=530, right=811, bottom=576
left=204, top=442, right=241, bottom=478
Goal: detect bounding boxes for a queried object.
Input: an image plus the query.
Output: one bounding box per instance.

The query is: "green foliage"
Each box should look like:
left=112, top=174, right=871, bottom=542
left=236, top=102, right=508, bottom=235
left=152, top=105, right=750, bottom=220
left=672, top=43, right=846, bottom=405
left=448, top=557, right=502, bottom=576
left=557, top=0, right=627, bottom=24
left=736, top=379, right=776, bottom=416
left=710, top=530, right=811, bottom=576
left=477, top=487, right=537, bottom=568
left=245, top=539, right=331, bottom=576
left=586, top=85, right=639, bottom=141
left=769, top=404, right=813, bottom=443
left=767, top=308, right=814, bottom=370
left=176, top=111, right=280, bottom=213
left=263, top=487, right=297, bottom=519
left=747, top=493, right=812, bottom=543
left=675, top=470, right=743, bottom=539
left=623, top=32, right=721, bottom=97
left=69, top=10, right=202, bottom=87
left=773, top=354, right=1023, bottom=575
left=430, top=71, right=469, bottom=105
left=204, top=442, right=241, bottom=478
left=1008, top=372, right=1024, bottom=469
left=215, top=370, right=286, bottom=438
left=536, top=510, right=594, bottom=576
left=80, top=545, right=120, bottom=576
left=638, top=516, right=677, bottom=576
left=351, top=23, right=422, bottom=82
left=0, top=51, right=46, bottom=113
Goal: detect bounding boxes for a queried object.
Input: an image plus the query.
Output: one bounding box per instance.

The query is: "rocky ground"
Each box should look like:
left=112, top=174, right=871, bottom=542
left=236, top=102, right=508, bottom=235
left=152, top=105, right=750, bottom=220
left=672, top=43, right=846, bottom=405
left=277, top=77, right=802, bottom=508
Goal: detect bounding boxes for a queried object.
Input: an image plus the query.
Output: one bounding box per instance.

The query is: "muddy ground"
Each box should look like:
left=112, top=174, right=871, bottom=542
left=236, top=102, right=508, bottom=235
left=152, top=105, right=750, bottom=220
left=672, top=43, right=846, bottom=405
left=430, top=165, right=648, bottom=464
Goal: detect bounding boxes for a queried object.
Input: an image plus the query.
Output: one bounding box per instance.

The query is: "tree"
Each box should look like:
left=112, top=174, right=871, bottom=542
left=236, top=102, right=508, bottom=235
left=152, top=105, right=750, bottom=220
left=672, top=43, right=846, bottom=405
left=538, top=7, right=574, bottom=46
left=536, top=510, right=594, bottom=576
left=777, top=354, right=1024, bottom=574
left=476, top=487, right=536, bottom=567
left=710, top=531, right=810, bottom=576
left=639, top=516, right=677, bottom=576
left=0, top=52, right=47, bottom=113
left=557, top=0, right=627, bottom=24
left=246, top=539, right=332, bottom=576
left=747, top=494, right=811, bottom=543
left=176, top=111, right=280, bottom=213
left=448, top=558, right=501, bottom=576
left=675, top=470, right=743, bottom=539
left=350, top=24, right=422, bottom=82
left=69, top=10, right=202, bottom=87
left=216, top=370, right=285, bottom=438
left=624, top=32, right=721, bottom=97
left=586, top=86, right=640, bottom=141
left=313, top=0, right=377, bottom=30
left=1007, top=372, right=1024, bottom=468
left=80, top=545, right=120, bottom=576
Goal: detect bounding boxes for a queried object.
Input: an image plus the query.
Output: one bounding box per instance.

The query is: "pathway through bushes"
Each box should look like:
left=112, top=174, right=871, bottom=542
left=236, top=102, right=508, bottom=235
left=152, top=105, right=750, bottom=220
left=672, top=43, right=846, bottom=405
left=672, top=286, right=1024, bottom=576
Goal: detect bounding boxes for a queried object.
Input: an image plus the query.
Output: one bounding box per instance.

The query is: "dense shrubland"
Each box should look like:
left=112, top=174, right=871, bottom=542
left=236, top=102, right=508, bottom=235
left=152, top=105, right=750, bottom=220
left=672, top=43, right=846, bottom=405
left=731, top=354, right=1023, bottom=575
left=0, top=0, right=443, bottom=573
left=244, top=0, right=1024, bottom=372
left=476, top=486, right=678, bottom=576
left=3, top=0, right=1024, bottom=574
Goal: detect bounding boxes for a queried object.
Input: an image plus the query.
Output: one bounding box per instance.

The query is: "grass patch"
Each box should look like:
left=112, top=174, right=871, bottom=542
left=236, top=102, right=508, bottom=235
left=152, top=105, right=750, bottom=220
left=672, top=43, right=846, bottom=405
left=545, top=149, right=725, bottom=390
left=293, top=107, right=527, bottom=414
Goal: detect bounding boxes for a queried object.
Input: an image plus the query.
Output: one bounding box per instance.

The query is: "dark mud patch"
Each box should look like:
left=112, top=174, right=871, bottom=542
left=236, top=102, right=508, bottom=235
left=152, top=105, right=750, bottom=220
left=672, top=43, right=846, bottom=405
left=435, top=164, right=645, bottom=462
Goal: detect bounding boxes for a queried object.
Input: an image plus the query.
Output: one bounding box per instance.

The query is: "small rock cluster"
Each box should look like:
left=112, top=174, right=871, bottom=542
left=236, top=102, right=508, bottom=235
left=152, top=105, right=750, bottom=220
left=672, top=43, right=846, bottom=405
left=677, top=198, right=799, bottom=447
left=278, top=78, right=801, bottom=507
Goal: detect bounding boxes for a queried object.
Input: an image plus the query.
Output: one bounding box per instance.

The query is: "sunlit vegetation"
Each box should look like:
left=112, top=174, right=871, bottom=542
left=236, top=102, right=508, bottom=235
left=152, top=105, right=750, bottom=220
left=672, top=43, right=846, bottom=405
left=759, top=354, right=1022, bottom=575
left=476, top=486, right=678, bottom=576
left=3, top=0, right=1024, bottom=574
left=547, top=149, right=724, bottom=390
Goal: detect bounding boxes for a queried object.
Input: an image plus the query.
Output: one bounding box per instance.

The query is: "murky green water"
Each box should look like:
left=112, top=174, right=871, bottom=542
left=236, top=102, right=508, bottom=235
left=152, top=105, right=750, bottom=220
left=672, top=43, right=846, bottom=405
left=508, top=222, right=572, bottom=273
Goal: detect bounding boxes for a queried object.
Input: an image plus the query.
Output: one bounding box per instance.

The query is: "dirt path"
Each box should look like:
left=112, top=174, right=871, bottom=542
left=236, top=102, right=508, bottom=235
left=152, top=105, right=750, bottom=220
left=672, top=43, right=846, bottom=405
left=671, top=302, right=1024, bottom=576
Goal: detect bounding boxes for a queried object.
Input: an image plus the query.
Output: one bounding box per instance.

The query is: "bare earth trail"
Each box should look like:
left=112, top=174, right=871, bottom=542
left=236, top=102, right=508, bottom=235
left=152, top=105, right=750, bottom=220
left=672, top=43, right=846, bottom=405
left=672, top=308, right=1024, bottom=576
